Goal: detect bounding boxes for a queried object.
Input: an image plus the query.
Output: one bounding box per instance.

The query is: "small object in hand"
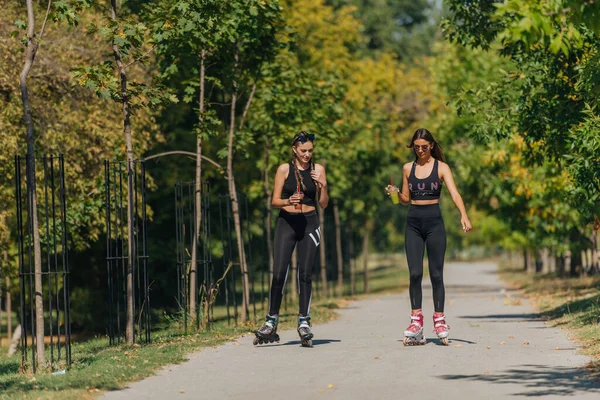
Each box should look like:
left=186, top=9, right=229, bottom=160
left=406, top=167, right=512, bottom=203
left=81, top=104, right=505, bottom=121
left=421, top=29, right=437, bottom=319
left=388, top=176, right=400, bottom=204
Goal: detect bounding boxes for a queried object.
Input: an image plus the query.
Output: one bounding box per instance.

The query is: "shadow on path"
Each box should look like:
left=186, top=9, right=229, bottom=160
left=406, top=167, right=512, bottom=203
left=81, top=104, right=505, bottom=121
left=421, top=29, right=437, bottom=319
left=438, top=364, right=600, bottom=396
left=255, top=339, right=342, bottom=348
left=459, top=313, right=542, bottom=323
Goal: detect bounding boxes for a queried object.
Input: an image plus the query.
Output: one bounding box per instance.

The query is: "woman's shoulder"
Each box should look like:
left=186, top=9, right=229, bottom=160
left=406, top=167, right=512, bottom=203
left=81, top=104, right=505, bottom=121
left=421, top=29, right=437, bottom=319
left=276, top=163, right=290, bottom=175
left=402, top=162, right=413, bottom=172
left=314, top=163, right=326, bottom=172
left=436, top=159, right=449, bottom=170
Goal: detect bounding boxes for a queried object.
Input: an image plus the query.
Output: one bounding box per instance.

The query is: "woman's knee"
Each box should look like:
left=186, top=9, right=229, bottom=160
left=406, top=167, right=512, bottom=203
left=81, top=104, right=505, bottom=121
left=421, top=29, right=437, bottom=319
left=409, top=271, right=423, bottom=282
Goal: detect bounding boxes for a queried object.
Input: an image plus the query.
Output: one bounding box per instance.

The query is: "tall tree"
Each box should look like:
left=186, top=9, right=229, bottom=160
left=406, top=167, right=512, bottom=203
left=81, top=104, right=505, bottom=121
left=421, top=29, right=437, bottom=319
left=74, top=0, right=176, bottom=343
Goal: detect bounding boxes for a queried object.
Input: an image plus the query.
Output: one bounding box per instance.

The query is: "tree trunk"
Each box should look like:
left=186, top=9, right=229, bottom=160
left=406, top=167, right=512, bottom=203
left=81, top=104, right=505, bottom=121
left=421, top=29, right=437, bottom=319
left=291, top=249, right=297, bottom=298
left=522, top=248, right=528, bottom=271
left=348, top=222, right=355, bottom=296
left=110, top=0, right=135, bottom=344
left=190, top=49, right=206, bottom=321
left=541, top=248, right=550, bottom=273
left=556, top=255, right=565, bottom=276
left=333, top=200, right=343, bottom=297
left=570, top=249, right=582, bottom=277
left=592, top=231, right=599, bottom=274
left=317, top=201, right=327, bottom=298
left=362, top=219, right=373, bottom=293
left=20, top=0, right=45, bottom=367
left=263, top=139, right=274, bottom=287
left=8, top=324, right=21, bottom=357
left=5, top=274, right=11, bottom=344
left=227, top=47, right=250, bottom=322
left=0, top=267, right=2, bottom=347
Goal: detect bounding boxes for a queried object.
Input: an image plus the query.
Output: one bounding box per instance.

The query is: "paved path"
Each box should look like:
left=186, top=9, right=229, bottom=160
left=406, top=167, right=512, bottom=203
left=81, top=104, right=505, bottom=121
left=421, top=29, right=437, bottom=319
left=104, top=262, right=600, bottom=399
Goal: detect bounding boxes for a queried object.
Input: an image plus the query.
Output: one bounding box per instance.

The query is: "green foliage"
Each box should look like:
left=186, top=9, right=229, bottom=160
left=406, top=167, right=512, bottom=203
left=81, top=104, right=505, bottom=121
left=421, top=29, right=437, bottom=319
left=443, top=0, right=600, bottom=239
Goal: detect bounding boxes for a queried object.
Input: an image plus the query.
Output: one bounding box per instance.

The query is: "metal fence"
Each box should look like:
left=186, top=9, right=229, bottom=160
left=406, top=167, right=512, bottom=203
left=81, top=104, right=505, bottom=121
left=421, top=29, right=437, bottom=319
left=15, top=155, right=71, bottom=373
left=104, top=160, right=150, bottom=344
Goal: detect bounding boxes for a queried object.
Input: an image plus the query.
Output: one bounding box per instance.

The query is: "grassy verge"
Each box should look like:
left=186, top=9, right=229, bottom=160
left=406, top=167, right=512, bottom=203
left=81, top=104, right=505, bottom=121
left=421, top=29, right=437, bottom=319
left=499, top=263, right=600, bottom=377
left=0, top=255, right=409, bottom=399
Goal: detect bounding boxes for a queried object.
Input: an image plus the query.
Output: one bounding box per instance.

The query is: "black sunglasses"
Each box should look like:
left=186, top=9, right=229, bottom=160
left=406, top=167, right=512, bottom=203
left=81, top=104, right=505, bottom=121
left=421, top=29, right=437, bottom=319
left=294, top=133, right=315, bottom=143
left=413, top=144, right=431, bottom=152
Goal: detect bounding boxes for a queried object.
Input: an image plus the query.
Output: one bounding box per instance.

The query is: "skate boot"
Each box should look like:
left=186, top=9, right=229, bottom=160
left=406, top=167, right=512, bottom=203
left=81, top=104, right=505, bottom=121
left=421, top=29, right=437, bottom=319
left=254, top=314, right=280, bottom=345
left=403, top=312, right=426, bottom=346
left=433, top=313, right=450, bottom=346
left=297, top=316, right=313, bottom=348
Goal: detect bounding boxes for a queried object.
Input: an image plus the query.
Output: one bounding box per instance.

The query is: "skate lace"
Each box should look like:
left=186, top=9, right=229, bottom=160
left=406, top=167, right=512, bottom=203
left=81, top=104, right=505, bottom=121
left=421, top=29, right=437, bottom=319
left=433, top=316, right=450, bottom=333
left=407, top=315, right=422, bottom=333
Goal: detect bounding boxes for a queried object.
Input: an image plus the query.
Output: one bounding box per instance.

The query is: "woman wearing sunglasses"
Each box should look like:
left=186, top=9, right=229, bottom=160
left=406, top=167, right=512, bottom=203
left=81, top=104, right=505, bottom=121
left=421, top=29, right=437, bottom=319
left=386, top=128, right=472, bottom=346
left=254, top=131, right=328, bottom=348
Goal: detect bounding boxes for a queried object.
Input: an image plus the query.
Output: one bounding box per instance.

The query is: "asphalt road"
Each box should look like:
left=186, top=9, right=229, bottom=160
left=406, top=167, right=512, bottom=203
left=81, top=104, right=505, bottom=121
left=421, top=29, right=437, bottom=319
left=103, top=261, right=600, bottom=399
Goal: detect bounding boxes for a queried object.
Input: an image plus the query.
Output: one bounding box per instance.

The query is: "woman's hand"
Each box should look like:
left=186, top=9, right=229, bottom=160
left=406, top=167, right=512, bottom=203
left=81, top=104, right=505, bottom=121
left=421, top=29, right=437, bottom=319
left=385, top=184, right=399, bottom=196
left=288, top=193, right=302, bottom=206
left=461, top=215, right=472, bottom=232
left=310, top=169, right=327, bottom=189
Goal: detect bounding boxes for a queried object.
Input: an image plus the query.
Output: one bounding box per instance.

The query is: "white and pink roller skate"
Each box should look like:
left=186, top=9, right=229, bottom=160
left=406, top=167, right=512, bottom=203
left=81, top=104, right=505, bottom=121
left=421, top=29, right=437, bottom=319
left=433, top=313, right=450, bottom=346
left=403, top=312, right=426, bottom=346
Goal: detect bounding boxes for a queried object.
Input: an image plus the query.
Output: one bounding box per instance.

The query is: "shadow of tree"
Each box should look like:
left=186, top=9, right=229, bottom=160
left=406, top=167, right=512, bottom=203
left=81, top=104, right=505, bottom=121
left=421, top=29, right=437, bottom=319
left=439, top=364, right=600, bottom=396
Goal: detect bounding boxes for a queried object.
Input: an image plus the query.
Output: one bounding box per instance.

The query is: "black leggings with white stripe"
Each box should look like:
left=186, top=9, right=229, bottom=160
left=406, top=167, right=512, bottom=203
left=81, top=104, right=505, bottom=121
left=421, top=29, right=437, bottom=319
left=269, top=209, right=321, bottom=317
left=405, top=204, right=447, bottom=312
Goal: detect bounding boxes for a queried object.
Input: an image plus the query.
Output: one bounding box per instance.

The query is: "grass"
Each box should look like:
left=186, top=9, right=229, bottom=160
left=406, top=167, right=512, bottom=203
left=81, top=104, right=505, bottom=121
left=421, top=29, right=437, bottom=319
left=0, top=254, right=410, bottom=399
left=499, top=262, right=600, bottom=377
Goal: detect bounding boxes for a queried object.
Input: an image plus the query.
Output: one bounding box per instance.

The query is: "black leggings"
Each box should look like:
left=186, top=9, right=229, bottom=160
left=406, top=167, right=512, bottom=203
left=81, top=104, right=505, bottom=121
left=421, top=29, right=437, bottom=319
left=269, top=209, right=320, bottom=317
left=405, top=204, right=447, bottom=312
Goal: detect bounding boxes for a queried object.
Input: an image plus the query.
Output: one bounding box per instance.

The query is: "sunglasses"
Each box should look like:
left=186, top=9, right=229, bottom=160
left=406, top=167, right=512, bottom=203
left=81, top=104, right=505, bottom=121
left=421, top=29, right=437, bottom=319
left=294, top=133, right=315, bottom=143
left=413, top=144, right=431, bottom=152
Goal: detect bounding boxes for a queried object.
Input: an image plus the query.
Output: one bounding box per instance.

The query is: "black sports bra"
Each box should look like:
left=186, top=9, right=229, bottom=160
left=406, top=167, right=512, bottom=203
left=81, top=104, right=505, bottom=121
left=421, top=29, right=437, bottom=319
left=408, top=159, right=442, bottom=200
left=281, top=163, right=317, bottom=206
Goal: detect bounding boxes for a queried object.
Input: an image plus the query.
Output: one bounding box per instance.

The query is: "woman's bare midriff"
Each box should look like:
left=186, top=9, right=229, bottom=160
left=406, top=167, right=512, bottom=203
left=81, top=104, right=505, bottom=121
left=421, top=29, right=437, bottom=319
left=411, top=200, right=440, bottom=205
left=282, top=205, right=316, bottom=213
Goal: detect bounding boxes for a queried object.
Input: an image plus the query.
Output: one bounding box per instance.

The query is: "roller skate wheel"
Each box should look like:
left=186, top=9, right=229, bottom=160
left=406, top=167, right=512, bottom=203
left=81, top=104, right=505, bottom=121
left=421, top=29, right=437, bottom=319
left=403, top=337, right=409, bottom=346
left=253, top=337, right=259, bottom=345
left=441, top=338, right=449, bottom=346
left=301, top=339, right=313, bottom=348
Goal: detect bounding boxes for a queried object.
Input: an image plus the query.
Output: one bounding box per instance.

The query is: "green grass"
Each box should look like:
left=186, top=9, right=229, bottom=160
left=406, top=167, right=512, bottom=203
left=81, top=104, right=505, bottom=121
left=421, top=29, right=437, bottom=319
left=0, top=254, right=410, bottom=399
left=499, top=262, right=600, bottom=377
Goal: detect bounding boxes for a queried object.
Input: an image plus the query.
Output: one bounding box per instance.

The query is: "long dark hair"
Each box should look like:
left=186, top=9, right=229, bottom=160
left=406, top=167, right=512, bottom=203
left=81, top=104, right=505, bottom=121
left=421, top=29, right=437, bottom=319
left=407, top=128, right=445, bottom=162
left=290, top=131, right=316, bottom=191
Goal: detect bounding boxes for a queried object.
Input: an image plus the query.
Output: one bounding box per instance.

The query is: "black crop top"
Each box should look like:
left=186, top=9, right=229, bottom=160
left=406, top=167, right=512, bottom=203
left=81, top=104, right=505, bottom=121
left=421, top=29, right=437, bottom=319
left=281, top=163, right=317, bottom=207
left=408, top=159, right=443, bottom=200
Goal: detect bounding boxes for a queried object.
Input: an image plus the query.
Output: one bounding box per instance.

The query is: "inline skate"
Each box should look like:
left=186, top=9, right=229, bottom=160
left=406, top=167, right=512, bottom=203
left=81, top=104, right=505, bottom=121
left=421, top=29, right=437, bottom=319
left=433, top=314, right=450, bottom=346
left=297, top=316, right=313, bottom=348
left=254, top=314, right=280, bottom=345
left=403, top=312, right=426, bottom=346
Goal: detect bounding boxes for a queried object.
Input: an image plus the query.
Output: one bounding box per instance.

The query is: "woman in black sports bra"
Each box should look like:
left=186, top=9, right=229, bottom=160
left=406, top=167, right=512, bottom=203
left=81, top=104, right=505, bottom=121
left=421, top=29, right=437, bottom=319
left=386, top=128, right=472, bottom=346
left=254, top=131, right=329, bottom=347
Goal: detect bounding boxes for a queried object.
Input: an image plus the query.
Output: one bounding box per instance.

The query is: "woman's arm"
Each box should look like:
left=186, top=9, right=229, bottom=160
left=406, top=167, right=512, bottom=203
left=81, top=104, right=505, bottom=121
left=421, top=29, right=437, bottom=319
left=271, top=164, right=300, bottom=208
left=400, top=163, right=411, bottom=205
left=311, top=164, right=329, bottom=209
left=439, top=162, right=472, bottom=232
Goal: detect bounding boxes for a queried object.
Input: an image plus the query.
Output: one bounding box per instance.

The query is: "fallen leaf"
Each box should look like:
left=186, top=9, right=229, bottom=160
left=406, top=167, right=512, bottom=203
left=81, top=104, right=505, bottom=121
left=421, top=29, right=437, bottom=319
left=486, top=346, right=491, bottom=349
left=509, top=336, right=515, bottom=339
left=374, top=356, right=381, bottom=359
left=555, top=347, right=560, bottom=350
left=318, top=389, right=325, bottom=393
left=328, top=384, right=334, bottom=389
left=454, top=344, right=463, bottom=348
left=180, top=389, right=185, bottom=394
left=499, top=342, right=506, bottom=345
left=483, top=371, right=489, bottom=375
left=523, top=342, right=530, bottom=345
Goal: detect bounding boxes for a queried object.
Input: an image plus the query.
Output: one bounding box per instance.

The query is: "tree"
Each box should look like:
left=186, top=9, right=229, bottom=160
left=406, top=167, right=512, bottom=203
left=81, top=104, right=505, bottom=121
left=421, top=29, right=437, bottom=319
left=73, top=0, right=176, bottom=343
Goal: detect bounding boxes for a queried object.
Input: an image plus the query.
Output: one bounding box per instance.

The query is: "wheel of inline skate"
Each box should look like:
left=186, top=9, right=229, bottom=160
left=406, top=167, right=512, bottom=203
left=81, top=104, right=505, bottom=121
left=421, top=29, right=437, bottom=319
left=253, top=337, right=260, bottom=345
left=402, top=337, right=409, bottom=346
left=441, top=337, right=449, bottom=346
left=301, top=339, right=312, bottom=348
